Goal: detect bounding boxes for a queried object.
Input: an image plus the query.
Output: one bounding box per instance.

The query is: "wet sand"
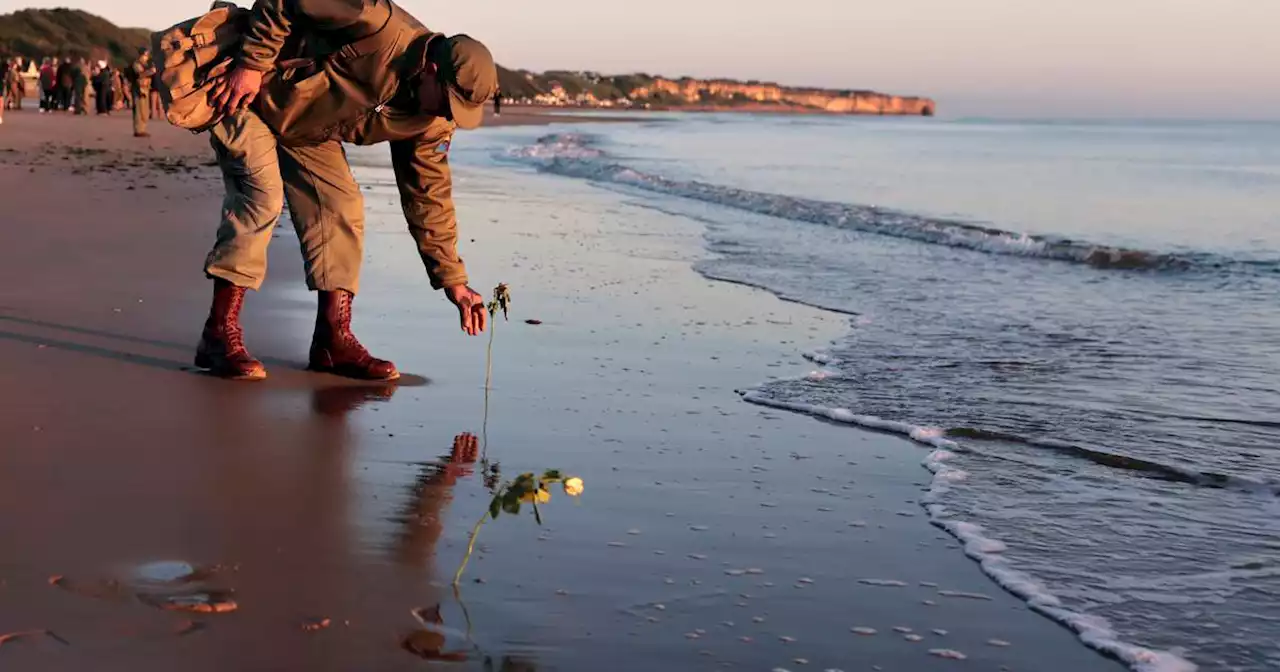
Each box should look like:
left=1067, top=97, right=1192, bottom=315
left=1, top=111, right=1122, bottom=670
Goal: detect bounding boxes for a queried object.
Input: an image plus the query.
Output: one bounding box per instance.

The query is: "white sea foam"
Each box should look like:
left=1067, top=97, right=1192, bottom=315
left=803, top=351, right=842, bottom=366
left=739, top=390, right=1199, bottom=672
left=506, top=133, right=1187, bottom=271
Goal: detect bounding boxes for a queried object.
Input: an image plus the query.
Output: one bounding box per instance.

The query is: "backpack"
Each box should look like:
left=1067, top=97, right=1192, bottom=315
left=150, top=1, right=250, bottom=132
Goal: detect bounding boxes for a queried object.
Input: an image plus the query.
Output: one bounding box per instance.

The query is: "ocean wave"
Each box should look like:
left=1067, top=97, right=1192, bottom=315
left=739, top=389, right=1199, bottom=672
left=765, top=354, right=1280, bottom=496
left=505, top=133, right=1266, bottom=273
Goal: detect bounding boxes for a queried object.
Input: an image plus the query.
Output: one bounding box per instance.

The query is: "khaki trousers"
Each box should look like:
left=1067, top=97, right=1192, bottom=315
left=204, top=109, right=364, bottom=294
left=132, top=92, right=149, bottom=134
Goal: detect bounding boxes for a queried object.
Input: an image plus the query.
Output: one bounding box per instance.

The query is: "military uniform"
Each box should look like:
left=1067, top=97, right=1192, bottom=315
left=130, top=52, right=156, bottom=135
left=71, top=61, right=89, bottom=115
left=4, top=60, right=23, bottom=110
left=194, top=0, right=496, bottom=381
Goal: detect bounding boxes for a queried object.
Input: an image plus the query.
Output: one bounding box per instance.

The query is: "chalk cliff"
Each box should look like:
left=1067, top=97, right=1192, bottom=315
left=627, top=78, right=935, bottom=116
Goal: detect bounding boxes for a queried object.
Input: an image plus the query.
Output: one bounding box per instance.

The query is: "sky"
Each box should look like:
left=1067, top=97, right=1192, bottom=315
left=2, top=0, right=1276, bottom=119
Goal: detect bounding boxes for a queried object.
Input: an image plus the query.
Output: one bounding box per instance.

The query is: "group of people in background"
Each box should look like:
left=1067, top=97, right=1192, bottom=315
left=0, top=48, right=158, bottom=136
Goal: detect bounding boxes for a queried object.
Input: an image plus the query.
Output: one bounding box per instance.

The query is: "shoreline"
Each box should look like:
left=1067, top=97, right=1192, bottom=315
left=1, top=110, right=1121, bottom=671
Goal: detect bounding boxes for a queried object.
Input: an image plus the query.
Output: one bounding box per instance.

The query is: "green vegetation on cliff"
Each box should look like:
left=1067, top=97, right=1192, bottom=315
left=0, top=8, right=148, bottom=64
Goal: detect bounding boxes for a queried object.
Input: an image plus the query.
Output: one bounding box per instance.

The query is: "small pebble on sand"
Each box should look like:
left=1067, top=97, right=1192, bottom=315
left=301, top=617, right=331, bottom=632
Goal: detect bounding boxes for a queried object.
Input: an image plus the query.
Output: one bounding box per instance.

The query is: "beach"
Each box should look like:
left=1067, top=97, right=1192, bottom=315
left=1, top=110, right=1137, bottom=671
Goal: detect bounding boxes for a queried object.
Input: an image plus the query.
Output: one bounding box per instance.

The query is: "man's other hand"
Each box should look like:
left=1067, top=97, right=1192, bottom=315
left=210, top=67, right=264, bottom=116
left=445, top=285, right=489, bottom=336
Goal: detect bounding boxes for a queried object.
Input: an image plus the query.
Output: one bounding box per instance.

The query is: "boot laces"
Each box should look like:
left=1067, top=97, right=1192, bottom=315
left=337, top=295, right=373, bottom=362
left=223, top=290, right=247, bottom=353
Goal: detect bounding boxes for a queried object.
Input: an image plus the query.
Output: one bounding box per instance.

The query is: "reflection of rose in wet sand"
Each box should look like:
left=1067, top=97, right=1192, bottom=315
left=401, top=605, right=469, bottom=662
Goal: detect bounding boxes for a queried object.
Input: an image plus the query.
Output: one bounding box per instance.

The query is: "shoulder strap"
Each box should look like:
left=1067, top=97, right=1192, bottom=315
left=334, top=0, right=396, bottom=62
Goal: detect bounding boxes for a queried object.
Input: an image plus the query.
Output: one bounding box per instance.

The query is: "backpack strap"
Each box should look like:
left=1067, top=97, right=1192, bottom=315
left=272, top=0, right=395, bottom=76
left=334, top=0, right=395, bottom=62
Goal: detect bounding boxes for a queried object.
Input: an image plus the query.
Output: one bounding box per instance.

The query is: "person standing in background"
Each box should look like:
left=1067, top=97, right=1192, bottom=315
left=5, top=57, right=24, bottom=110
left=113, top=65, right=130, bottom=111
left=55, top=57, right=72, bottom=111
left=150, top=69, right=163, bottom=119
left=129, top=49, right=155, bottom=137
left=494, top=88, right=501, bottom=115
left=71, top=58, right=90, bottom=115
left=16, top=56, right=28, bottom=109
left=0, top=59, right=8, bottom=124
left=39, top=58, right=56, bottom=112
left=93, top=61, right=116, bottom=114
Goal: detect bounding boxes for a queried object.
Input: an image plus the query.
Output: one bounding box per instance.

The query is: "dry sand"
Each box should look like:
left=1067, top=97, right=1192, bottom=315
left=0, top=110, right=1123, bottom=670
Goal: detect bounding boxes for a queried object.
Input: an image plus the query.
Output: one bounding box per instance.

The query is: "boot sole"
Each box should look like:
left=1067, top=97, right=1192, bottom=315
left=194, top=353, right=269, bottom=381
left=307, top=364, right=401, bottom=382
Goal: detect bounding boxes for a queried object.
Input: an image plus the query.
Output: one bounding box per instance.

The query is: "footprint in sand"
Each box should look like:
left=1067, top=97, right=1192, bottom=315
left=50, top=560, right=238, bottom=615
left=0, top=630, right=70, bottom=649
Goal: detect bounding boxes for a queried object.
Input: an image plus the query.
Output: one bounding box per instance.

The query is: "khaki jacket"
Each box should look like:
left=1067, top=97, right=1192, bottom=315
left=131, top=55, right=155, bottom=95
left=241, top=0, right=466, bottom=289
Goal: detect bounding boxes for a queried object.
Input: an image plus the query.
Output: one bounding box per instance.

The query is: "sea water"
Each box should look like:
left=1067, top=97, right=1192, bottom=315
left=476, top=114, right=1279, bottom=671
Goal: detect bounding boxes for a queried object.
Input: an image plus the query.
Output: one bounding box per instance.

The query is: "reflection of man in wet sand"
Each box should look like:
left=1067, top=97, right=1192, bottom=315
left=395, top=433, right=481, bottom=662
left=394, top=433, right=479, bottom=568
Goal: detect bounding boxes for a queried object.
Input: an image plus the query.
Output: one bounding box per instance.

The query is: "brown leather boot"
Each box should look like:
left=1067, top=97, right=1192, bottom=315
left=308, top=290, right=399, bottom=381
left=194, top=279, right=267, bottom=380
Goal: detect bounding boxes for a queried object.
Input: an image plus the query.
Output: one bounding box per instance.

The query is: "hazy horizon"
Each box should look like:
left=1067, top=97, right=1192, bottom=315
left=1, top=0, right=1276, bottom=120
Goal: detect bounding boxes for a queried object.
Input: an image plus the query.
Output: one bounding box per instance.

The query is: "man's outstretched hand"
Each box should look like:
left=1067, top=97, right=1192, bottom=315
left=445, top=285, right=489, bottom=336
left=210, top=67, right=264, bottom=116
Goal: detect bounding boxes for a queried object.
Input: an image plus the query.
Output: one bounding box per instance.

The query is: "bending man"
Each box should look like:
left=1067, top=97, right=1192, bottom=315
left=197, top=0, right=498, bottom=381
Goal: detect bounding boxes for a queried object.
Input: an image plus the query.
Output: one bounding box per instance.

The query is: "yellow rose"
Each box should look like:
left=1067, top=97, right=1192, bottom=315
left=563, top=477, right=584, bottom=497
left=521, top=488, right=551, bottom=504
